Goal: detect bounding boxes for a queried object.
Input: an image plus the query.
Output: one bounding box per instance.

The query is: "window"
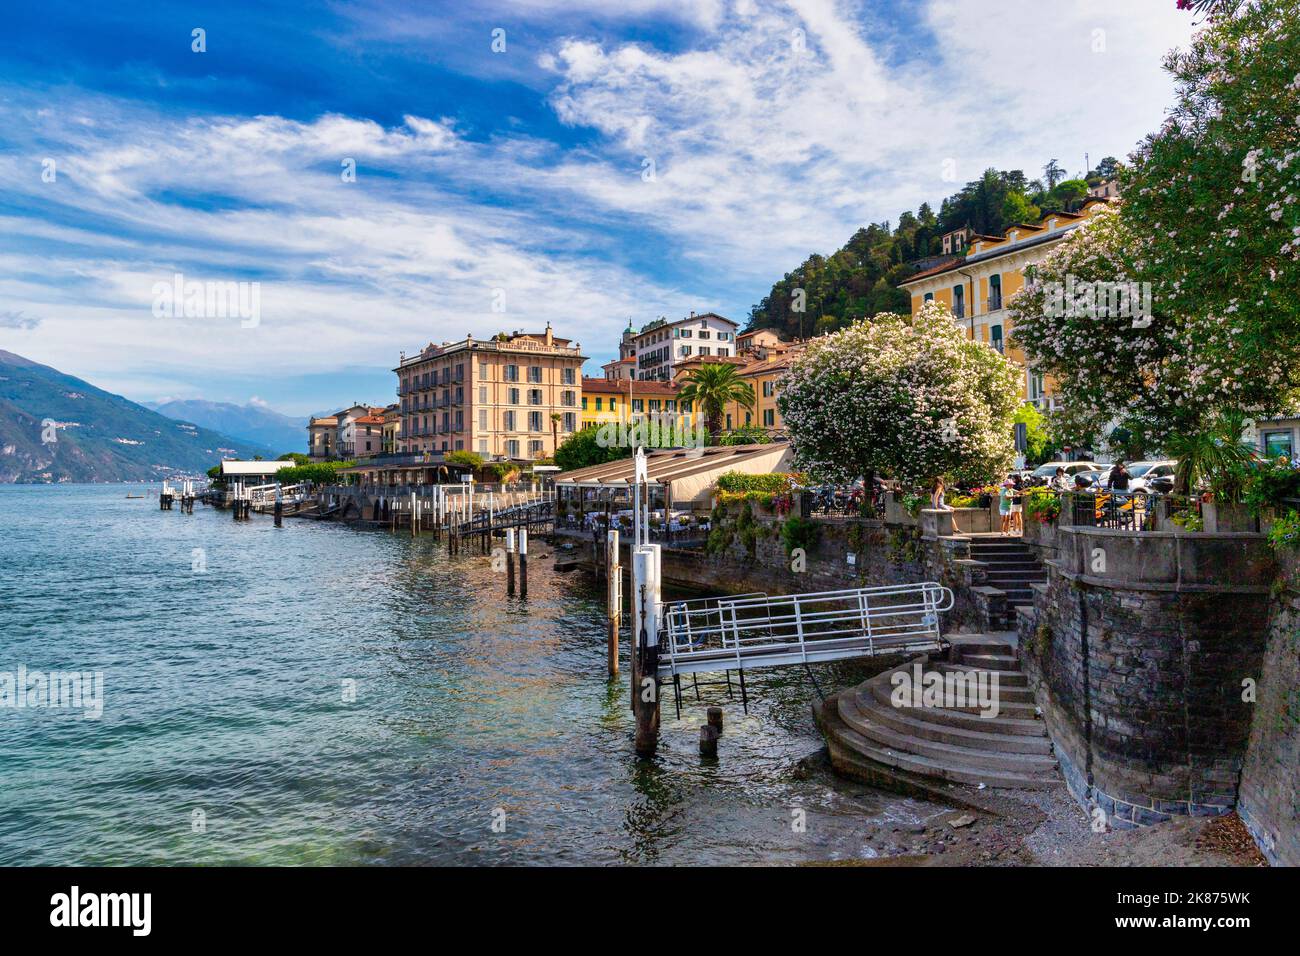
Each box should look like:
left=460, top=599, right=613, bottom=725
left=528, top=388, right=543, bottom=405
left=479, top=386, right=487, bottom=404
left=725, top=414, right=732, bottom=429
left=504, top=410, right=516, bottom=431
left=991, top=324, right=1004, bottom=353
left=478, top=440, right=488, bottom=454
left=562, top=368, right=575, bottom=385
left=699, top=347, right=710, bottom=356
left=1264, top=430, right=1294, bottom=459
left=528, top=366, right=542, bottom=383
left=718, top=348, right=729, bottom=357
left=632, top=399, right=644, bottom=413
left=506, top=439, right=520, bottom=457
left=1029, top=372, right=1044, bottom=401
left=505, top=364, right=519, bottom=382
left=678, top=328, right=692, bottom=338
left=478, top=409, right=488, bottom=429
left=763, top=408, right=775, bottom=427
left=509, top=388, right=520, bottom=405
left=479, top=361, right=489, bottom=379
left=529, top=439, right=544, bottom=456
left=680, top=400, right=691, bottom=413
left=528, top=411, right=543, bottom=431
left=649, top=399, right=661, bottom=411
left=718, top=332, right=731, bottom=341
left=762, top=380, right=774, bottom=398
left=563, top=412, right=576, bottom=432
left=989, top=274, right=1003, bottom=311
left=952, top=285, right=965, bottom=319
left=699, top=330, right=711, bottom=339
left=609, top=397, right=617, bottom=411
left=680, top=345, right=692, bottom=357
left=594, top=397, right=602, bottom=411
left=666, top=400, right=676, bottom=411
left=582, top=396, right=589, bottom=410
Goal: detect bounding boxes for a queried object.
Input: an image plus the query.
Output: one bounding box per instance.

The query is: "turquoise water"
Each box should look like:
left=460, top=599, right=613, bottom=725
left=0, top=484, right=934, bottom=865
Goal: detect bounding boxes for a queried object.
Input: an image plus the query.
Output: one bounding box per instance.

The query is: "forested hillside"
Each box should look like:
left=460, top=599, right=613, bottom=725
left=745, top=158, right=1118, bottom=339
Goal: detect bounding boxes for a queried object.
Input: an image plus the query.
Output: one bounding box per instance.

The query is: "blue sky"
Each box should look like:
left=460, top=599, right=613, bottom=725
left=0, top=0, right=1195, bottom=416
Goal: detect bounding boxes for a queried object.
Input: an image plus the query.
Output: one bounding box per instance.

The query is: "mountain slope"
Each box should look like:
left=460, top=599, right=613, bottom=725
left=144, top=399, right=305, bottom=457
left=0, top=350, right=268, bottom=483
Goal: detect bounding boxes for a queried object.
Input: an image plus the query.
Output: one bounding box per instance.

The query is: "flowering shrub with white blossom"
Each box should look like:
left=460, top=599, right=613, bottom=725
left=777, top=301, right=1020, bottom=488
left=1010, top=0, right=1300, bottom=448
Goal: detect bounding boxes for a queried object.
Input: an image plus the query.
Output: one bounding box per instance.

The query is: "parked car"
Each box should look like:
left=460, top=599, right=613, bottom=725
left=1028, top=461, right=1104, bottom=487
left=1125, top=460, right=1177, bottom=493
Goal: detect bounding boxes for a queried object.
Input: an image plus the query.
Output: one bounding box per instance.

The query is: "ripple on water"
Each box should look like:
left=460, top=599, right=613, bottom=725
left=0, top=484, right=939, bottom=865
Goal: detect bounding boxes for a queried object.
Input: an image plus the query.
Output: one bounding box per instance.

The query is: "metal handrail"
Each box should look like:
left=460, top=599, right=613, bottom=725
left=658, top=582, right=954, bottom=676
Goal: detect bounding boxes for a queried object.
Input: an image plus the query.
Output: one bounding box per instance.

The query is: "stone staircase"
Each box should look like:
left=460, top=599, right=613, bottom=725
left=815, top=636, right=1060, bottom=793
left=967, top=535, right=1046, bottom=629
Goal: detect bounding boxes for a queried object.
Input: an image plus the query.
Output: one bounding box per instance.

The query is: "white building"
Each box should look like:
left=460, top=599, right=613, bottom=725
left=617, top=311, right=740, bottom=382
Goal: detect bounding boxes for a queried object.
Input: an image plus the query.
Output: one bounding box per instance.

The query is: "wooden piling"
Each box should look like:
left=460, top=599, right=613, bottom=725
left=274, top=499, right=283, bottom=527
left=707, top=706, right=723, bottom=736
left=699, top=724, right=719, bottom=757
left=606, top=529, right=620, bottom=676
left=518, top=527, right=528, bottom=598
left=506, top=528, right=516, bottom=595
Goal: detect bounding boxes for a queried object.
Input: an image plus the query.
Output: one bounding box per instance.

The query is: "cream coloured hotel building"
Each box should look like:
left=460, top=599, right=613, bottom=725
left=395, top=325, right=586, bottom=461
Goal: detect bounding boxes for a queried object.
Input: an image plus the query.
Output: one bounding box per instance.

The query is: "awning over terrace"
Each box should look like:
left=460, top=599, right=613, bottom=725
left=554, top=442, right=793, bottom=507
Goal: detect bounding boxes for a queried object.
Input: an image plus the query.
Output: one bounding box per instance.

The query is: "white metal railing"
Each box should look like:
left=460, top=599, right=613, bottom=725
left=657, top=582, right=955, bottom=677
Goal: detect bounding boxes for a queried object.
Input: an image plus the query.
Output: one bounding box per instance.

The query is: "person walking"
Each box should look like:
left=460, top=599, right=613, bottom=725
left=998, top=479, right=1014, bottom=535
left=1009, top=473, right=1025, bottom=534
left=1106, top=461, right=1131, bottom=492
left=1051, top=466, right=1069, bottom=491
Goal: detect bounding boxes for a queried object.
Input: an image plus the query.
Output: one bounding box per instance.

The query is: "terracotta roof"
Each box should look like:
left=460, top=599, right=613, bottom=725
left=353, top=415, right=385, bottom=425
left=905, top=257, right=964, bottom=282
left=581, top=376, right=678, bottom=396
left=309, top=417, right=339, bottom=426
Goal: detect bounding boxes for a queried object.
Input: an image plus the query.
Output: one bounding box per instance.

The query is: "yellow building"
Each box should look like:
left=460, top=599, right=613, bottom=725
left=898, top=199, right=1112, bottom=410
left=580, top=377, right=680, bottom=430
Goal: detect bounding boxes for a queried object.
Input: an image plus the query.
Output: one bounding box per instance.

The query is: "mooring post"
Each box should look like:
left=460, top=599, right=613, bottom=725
left=410, top=491, right=417, bottom=538
left=506, top=527, right=516, bottom=595
left=699, top=723, right=719, bottom=757
left=606, top=528, right=620, bottom=677
left=518, top=527, right=528, bottom=597
left=707, top=706, right=723, bottom=736
left=632, top=544, right=661, bottom=757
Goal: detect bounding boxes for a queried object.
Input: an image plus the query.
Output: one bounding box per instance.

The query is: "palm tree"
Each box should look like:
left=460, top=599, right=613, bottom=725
left=677, top=363, right=756, bottom=439
left=550, top=412, right=563, bottom=457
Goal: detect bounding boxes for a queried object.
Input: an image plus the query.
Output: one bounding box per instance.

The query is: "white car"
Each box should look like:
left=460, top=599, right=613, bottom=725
left=1126, top=460, right=1177, bottom=492
left=1030, top=461, right=1104, bottom=486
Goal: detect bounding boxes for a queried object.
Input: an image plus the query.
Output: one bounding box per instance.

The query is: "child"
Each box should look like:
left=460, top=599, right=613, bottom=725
left=998, top=480, right=1014, bottom=535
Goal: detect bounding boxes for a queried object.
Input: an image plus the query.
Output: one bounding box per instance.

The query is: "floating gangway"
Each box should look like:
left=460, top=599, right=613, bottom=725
left=655, top=582, right=955, bottom=682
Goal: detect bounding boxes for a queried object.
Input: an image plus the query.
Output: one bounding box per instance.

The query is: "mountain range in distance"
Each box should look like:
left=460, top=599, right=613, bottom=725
left=0, top=349, right=282, bottom=483
left=143, top=398, right=307, bottom=460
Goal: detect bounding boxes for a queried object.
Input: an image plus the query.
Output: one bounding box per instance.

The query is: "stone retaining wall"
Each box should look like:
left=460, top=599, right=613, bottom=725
left=1017, top=525, right=1274, bottom=830
left=1237, top=551, right=1300, bottom=865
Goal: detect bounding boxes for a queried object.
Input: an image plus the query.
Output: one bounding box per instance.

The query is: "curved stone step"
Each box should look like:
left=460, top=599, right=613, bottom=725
left=841, top=686, right=1053, bottom=755
left=934, top=660, right=1028, bottom=687
left=838, top=692, right=1057, bottom=774
left=867, top=673, right=1046, bottom=735
left=868, top=666, right=1039, bottom=717
left=822, top=700, right=1061, bottom=790
left=957, top=652, right=1021, bottom=672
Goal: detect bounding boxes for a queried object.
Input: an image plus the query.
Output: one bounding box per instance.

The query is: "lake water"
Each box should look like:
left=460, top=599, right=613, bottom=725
left=0, top=484, right=938, bottom=865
